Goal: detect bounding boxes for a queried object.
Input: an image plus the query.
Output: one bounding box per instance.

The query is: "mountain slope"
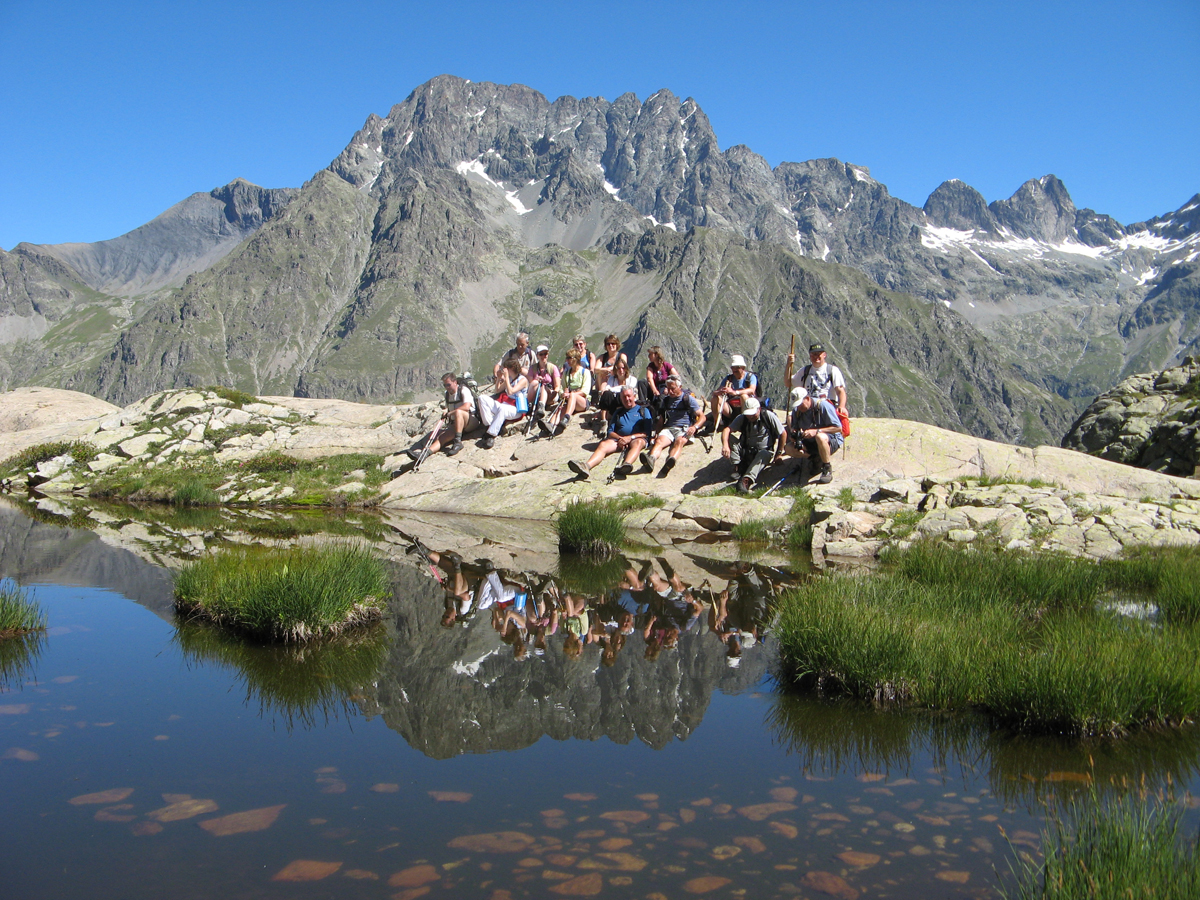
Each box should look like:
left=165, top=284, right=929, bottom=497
left=3, top=75, right=1194, bottom=446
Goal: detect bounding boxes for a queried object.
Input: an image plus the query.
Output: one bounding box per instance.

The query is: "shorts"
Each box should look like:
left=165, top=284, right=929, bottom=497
left=660, top=425, right=691, bottom=442
left=800, top=432, right=843, bottom=456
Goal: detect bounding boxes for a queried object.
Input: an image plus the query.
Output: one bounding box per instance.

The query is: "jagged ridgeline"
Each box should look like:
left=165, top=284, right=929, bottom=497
left=2, top=75, right=1196, bottom=445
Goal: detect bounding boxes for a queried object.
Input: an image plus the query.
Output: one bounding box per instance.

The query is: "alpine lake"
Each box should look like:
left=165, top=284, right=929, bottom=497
left=1, top=495, right=1197, bottom=900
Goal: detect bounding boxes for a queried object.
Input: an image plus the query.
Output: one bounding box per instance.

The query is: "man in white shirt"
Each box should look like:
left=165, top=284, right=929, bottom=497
left=787, top=342, right=847, bottom=417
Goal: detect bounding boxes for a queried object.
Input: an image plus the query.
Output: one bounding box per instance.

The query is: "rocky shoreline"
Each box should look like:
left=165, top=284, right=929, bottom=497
left=3, top=386, right=1198, bottom=563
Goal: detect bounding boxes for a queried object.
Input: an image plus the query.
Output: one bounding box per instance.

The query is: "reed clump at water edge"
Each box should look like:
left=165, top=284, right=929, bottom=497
left=0, top=580, right=46, bottom=638
left=775, top=542, right=1200, bottom=736
left=174, top=545, right=390, bottom=642
left=555, top=497, right=630, bottom=560
left=1003, top=787, right=1200, bottom=900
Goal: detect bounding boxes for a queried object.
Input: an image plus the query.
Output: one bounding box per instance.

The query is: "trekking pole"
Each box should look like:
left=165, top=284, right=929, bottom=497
left=410, top=417, right=445, bottom=473
left=760, top=464, right=798, bottom=499
left=783, top=334, right=794, bottom=406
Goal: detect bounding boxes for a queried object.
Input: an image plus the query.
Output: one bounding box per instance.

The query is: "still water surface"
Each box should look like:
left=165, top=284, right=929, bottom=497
left=1, top=502, right=1197, bottom=899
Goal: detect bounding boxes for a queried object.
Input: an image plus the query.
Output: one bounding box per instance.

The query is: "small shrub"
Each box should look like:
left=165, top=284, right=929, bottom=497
left=1, top=440, right=97, bottom=474
left=556, top=498, right=628, bottom=559
left=836, top=487, right=855, bottom=510
left=243, top=451, right=309, bottom=474
left=175, top=545, right=390, bottom=642
left=0, top=580, right=46, bottom=636
left=206, top=386, right=259, bottom=408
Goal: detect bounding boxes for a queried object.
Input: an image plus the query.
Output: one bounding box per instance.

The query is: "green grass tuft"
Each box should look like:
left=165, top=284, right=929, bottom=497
left=836, top=486, right=855, bottom=510
left=243, top=451, right=310, bottom=474
left=1004, top=792, right=1200, bottom=900
left=173, top=477, right=220, bottom=507
left=0, top=580, right=46, bottom=637
left=610, top=493, right=666, bottom=513
left=174, top=545, right=390, bottom=642
left=555, top=498, right=628, bottom=559
left=776, top=542, right=1200, bottom=735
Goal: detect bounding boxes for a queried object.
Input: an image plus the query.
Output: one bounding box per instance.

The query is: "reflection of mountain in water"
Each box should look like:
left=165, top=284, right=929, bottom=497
left=361, top=564, right=773, bottom=759
left=0, top=500, right=176, bottom=619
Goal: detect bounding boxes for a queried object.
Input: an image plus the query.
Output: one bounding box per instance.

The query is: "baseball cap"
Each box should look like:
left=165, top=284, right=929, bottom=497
left=790, top=387, right=808, bottom=408
left=809, top=343, right=825, bottom=354
left=742, top=396, right=761, bottom=415
left=536, top=344, right=549, bottom=354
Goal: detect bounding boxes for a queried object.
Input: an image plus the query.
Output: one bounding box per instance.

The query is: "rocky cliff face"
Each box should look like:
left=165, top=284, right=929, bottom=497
left=1062, top=357, right=1200, bottom=477
left=1, top=75, right=1195, bottom=446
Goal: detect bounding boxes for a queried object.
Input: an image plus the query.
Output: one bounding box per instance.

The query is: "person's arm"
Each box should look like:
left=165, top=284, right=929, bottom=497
left=836, top=384, right=848, bottom=415
left=645, top=364, right=658, bottom=395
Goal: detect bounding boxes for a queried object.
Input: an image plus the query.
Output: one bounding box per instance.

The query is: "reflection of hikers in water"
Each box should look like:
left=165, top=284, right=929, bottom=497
left=560, top=593, right=591, bottom=660
left=712, top=562, right=771, bottom=666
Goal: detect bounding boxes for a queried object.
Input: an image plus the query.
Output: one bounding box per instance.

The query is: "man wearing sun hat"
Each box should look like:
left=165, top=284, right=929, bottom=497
left=704, top=354, right=758, bottom=434
left=775, top=386, right=842, bottom=484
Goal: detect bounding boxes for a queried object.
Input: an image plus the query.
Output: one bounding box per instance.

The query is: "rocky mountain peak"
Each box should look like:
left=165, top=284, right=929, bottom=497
left=989, top=174, right=1077, bottom=242
left=923, top=179, right=998, bottom=233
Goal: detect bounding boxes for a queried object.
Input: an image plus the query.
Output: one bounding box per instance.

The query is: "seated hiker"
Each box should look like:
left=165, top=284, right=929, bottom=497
left=564, top=334, right=593, bottom=372
left=545, top=348, right=592, bottom=435
left=526, top=344, right=561, bottom=415
left=475, top=358, right=529, bottom=449
left=593, top=357, right=639, bottom=434
left=787, top=342, right=848, bottom=417
left=591, top=333, right=629, bottom=386
left=493, top=331, right=535, bottom=379
left=639, top=345, right=676, bottom=409
left=640, top=374, right=704, bottom=476
left=775, top=386, right=842, bottom=484
left=405, top=371, right=477, bottom=461
left=720, top=395, right=783, bottom=493
left=568, top=386, right=652, bottom=480
left=705, top=354, right=757, bottom=432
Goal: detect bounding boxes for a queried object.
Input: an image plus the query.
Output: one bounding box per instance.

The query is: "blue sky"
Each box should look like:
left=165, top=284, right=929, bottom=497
left=1, top=0, right=1197, bottom=250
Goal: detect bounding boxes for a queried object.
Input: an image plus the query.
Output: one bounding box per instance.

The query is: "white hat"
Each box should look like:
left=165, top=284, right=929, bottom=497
left=790, top=386, right=808, bottom=408
left=536, top=344, right=549, bottom=354
left=742, top=396, right=761, bottom=415
left=730, top=355, right=747, bottom=368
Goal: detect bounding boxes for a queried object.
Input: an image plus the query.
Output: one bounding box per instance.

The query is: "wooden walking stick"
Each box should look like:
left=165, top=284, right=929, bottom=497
left=783, top=334, right=795, bottom=402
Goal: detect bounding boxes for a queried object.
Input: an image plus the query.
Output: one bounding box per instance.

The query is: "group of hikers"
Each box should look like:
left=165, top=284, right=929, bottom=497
left=410, top=537, right=790, bottom=668
left=402, top=332, right=849, bottom=492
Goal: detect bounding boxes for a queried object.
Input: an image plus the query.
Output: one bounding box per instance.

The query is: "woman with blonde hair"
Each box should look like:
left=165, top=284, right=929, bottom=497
left=544, top=348, right=592, bottom=436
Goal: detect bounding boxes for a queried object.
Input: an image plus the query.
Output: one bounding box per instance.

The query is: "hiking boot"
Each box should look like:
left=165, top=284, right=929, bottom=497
left=443, top=550, right=463, bottom=571
left=615, top=463, right=633, bottom=478
left=481, top=435, right=495, bottom=450
left=639, top=450, right=654, bottom=472
left=817, top=463, right=833, bottom=484
left=405, top=446, right=422, bottom=461
left=568, top=459, right=590, bottom=479
left=661, top=456, right=676, bottom=476
left=557, top=414, right=571, bottom=435
left=536, top=417, right=552, bottom=436
left=737, top=476, right=754, bottom=494
left=445, top=439, right=463, bottom=456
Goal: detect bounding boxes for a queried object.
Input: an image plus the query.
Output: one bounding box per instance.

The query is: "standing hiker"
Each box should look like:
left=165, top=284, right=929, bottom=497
left=787, top=342, right=847, bottom=418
